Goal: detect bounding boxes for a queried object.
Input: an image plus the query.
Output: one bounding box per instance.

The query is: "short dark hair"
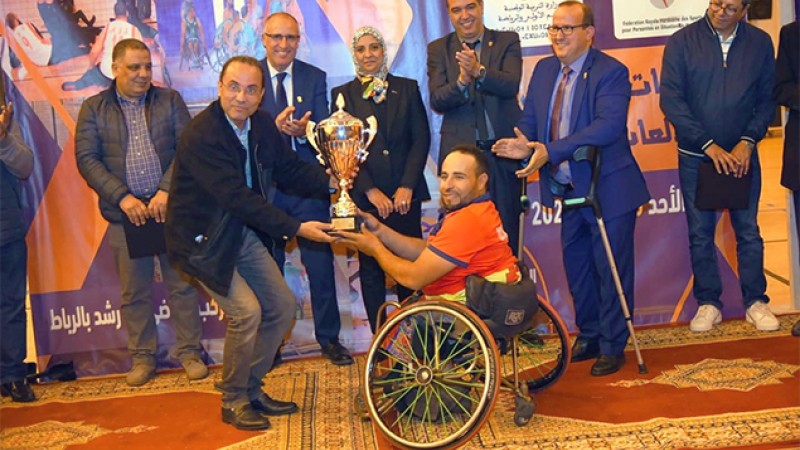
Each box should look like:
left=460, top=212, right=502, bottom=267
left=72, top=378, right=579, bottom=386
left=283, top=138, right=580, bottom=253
left=558, top=1, right=594, bottom=26
left=114, top=0, right=128, bottom=17
left=112, top=38, right=150, bottom=62
left=446, top=0, right=483, bottom=10
left=5, top=13, right=20, bottom=29
left=446, top=144, right=490, bottom=179
left=219, top=55, right=264, bottom=86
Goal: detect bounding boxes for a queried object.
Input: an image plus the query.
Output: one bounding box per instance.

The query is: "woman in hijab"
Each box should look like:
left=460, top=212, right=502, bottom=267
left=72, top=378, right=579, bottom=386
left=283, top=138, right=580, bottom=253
left=331, top=25, right=431, bottom=333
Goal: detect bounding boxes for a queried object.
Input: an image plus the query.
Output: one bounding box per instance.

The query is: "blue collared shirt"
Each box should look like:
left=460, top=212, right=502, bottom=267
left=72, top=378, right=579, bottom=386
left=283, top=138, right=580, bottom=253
left=549, top=50, right=590, bottom=185
left=118, top=91, right=162, bottom=197
left=225, top=115, right=252, bottom=188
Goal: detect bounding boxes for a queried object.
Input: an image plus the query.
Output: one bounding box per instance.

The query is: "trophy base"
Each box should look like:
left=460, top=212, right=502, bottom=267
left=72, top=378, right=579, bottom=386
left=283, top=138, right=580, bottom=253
left=331, top=215, right=361, bottom=232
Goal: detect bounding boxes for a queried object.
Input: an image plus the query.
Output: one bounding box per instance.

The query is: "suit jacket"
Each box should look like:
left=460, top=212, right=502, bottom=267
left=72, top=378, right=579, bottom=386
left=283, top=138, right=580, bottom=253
left=331, top=74, right=431, bottom=212
left=165, top=101, right=329, bottom=295
left=427, top=28, right=522, bottom=162
left=517, top=48, right=649, bottom=220
left=258, top=58, right=330, bottom=210
left=775, top=21, right=799, bottom=191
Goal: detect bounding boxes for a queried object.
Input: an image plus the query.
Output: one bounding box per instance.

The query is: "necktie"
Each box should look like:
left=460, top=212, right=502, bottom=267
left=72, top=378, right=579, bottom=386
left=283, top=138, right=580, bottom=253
left=466, top=40, right=489, bottom=142
left=275, top=72, right=288, bottom=112
left=550, top=66, right=573, bottom=186
left=275, top=72, right=291, bottom=149
left=550, top=66, right=573, bottom=142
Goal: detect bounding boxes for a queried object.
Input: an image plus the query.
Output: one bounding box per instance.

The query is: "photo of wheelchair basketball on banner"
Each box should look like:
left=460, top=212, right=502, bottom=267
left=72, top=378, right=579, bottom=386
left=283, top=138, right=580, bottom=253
left=207, top=6, right=262, bottom=73
left=352, top=201, right=571, bottom=449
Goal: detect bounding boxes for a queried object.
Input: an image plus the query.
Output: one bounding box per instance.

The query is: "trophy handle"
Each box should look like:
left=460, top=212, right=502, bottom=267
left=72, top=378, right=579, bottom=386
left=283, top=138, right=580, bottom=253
left=305, top=120, right=325, bottom=166
left=361, top=116, right=378, bottom=161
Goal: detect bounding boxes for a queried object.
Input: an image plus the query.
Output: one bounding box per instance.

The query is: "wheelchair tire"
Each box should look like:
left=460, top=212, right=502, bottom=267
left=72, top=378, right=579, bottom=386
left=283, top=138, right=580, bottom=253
left=507, top=298, right=571, bottom=392
left=364, top=300, right=500, bottom=449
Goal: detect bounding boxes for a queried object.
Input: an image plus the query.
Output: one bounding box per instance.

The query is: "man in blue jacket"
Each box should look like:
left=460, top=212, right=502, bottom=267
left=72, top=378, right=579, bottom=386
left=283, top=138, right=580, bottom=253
left=258, top=12, right=351, bottom=366
left=660, top=0, right=778, bottom=332
left=493, top=1, right=649, bottom=376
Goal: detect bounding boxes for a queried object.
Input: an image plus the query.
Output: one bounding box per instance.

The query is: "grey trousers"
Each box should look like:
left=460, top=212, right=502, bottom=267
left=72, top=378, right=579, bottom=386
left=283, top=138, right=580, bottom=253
left=109, top=223, right=204, bottom=365
left=199, top=228, right=295, bottom=408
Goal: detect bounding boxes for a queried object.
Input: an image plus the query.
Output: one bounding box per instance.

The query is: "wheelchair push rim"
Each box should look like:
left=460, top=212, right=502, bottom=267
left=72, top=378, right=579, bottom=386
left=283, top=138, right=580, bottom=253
left=363, top=300, right=500, bottom=449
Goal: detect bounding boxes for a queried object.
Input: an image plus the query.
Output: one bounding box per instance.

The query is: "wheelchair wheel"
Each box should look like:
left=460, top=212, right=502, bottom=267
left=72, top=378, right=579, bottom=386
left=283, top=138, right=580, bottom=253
left=506, top=298, right=570, bottom=392
left=364, top=300, right=500, bottom=449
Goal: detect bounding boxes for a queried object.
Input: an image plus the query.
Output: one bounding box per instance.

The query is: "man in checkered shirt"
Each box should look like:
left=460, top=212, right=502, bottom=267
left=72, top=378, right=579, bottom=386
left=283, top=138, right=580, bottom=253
left=75, top=38, right=208, bottom=387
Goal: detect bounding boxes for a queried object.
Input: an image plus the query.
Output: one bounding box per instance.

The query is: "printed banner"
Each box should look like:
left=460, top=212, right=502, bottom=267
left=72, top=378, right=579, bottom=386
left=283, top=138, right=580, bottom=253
left=0, top=0, right=747, bottom=377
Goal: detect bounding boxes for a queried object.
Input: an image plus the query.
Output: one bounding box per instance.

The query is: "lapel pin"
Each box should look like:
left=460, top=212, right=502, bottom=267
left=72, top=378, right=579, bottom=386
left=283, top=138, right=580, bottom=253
left=583, top=72, right=587, bottom=79
left=296, top=96, right=303, bottom=103
left=488, top=41, right=494, bottom=47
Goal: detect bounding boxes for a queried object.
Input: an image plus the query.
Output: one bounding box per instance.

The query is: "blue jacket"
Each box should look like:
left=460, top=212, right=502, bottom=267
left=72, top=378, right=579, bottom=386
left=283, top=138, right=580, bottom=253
left=660, top=15, right=776, bottom=157
left=518, top=48, right=649, bottom=220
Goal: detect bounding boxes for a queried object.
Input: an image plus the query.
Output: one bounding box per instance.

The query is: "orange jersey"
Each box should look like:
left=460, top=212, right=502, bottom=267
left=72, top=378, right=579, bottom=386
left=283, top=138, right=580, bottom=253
left=423, top=195, right=519, bottom=298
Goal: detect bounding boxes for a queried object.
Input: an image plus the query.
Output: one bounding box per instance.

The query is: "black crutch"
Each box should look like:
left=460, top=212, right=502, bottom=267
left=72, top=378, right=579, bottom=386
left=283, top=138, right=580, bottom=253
left=561, top=146, right=648, bottom=374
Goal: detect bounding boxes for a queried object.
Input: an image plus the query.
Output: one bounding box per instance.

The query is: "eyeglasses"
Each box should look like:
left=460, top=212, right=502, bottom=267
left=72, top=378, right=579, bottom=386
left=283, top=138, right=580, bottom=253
left=223, top=82, right=261, bottom=97
left=264, top=33, right=300, bottom=44
left=547, top=24, right=590, bottom=36
left=708, top=1, right=742, bottom=16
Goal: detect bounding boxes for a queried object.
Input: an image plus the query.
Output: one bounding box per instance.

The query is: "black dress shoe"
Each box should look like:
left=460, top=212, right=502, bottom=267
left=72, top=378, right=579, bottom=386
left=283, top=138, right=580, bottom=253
left=570, top=338, right=600, bottom=362
left=793, top=320, right=800, bottom=337
left=1, top=380, right=36, bottom=403
left=591, top=354, right=626, bottom=377
left=222, top=404, right=271, bottom=430
left=251, top=393, right=298, bottom=416
left=321, top=342, right=354, bottom=366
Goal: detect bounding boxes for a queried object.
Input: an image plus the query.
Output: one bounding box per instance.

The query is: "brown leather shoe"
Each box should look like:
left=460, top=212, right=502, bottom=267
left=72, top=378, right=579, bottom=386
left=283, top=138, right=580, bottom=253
left=222, top=404, right=271, bottom=430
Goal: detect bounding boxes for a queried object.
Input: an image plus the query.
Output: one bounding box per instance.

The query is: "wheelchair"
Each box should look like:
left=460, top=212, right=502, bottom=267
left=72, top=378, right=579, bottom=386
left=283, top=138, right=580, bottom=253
left=356, top=288, right=570, bottom=449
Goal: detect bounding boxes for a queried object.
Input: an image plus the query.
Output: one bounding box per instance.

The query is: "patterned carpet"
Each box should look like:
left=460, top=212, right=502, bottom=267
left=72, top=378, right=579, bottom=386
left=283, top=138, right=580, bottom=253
left=1, top=315, right=799, bottom=450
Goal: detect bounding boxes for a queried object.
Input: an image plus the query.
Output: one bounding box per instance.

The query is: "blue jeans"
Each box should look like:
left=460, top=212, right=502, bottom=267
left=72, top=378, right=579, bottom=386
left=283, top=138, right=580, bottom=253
left=1, top=239, right=28, bottom=383
left=199, top=228, right=295, bottom=408
left=678, top=154, right=769, bottom=309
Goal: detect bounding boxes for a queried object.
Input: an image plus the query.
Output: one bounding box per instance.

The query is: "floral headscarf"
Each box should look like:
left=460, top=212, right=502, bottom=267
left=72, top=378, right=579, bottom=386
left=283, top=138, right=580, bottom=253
left=351, top=26, right=389, bottom=104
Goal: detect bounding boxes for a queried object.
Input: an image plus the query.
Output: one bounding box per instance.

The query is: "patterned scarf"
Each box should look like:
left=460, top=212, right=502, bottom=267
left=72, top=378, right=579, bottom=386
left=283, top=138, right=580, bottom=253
left=351, top=26, right=389, bottom=104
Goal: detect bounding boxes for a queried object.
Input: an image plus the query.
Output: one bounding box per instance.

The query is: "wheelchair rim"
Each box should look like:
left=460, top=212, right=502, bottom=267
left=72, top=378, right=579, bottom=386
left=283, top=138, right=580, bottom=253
left=364, top=300, right=500, bottom=449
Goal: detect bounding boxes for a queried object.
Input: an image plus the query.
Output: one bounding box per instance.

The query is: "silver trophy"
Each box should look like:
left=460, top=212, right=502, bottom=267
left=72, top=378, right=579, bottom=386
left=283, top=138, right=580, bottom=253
left=307, top=93, right=377, bottom=231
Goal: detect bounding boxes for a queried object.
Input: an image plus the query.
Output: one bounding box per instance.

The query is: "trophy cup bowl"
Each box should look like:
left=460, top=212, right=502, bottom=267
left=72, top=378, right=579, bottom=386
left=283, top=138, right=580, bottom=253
left=306, top=93, right=377, bottom=231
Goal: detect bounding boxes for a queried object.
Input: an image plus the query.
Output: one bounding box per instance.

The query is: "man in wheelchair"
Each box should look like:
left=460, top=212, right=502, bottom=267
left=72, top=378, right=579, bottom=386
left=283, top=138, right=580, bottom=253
left=336, top=144, right=538, bottom=423
left=334, top=144, right=537, bottom=337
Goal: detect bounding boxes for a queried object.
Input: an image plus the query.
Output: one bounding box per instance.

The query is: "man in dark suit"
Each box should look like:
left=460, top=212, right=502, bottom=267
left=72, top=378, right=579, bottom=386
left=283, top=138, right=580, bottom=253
left=427, top=0, right=523, bottom=253
left=493, top=1, right=649, bottom=376
left=775, top=20, right=799, bottom=337
left=257, top=12, right=352, bottom=365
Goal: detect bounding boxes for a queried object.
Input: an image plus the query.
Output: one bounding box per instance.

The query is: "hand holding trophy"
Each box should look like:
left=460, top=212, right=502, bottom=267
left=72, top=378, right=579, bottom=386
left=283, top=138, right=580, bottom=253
left=307, top=93, right=377, bottom=231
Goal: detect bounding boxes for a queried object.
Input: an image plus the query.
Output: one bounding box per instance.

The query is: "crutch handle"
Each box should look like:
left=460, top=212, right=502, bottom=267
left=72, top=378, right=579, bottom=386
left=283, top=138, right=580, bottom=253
left=561, top=146, right=601, bottom=219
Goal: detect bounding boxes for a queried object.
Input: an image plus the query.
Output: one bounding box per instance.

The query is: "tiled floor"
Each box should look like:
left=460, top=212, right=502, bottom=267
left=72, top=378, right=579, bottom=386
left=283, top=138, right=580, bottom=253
left=758, top=134, right=798, bottom=312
